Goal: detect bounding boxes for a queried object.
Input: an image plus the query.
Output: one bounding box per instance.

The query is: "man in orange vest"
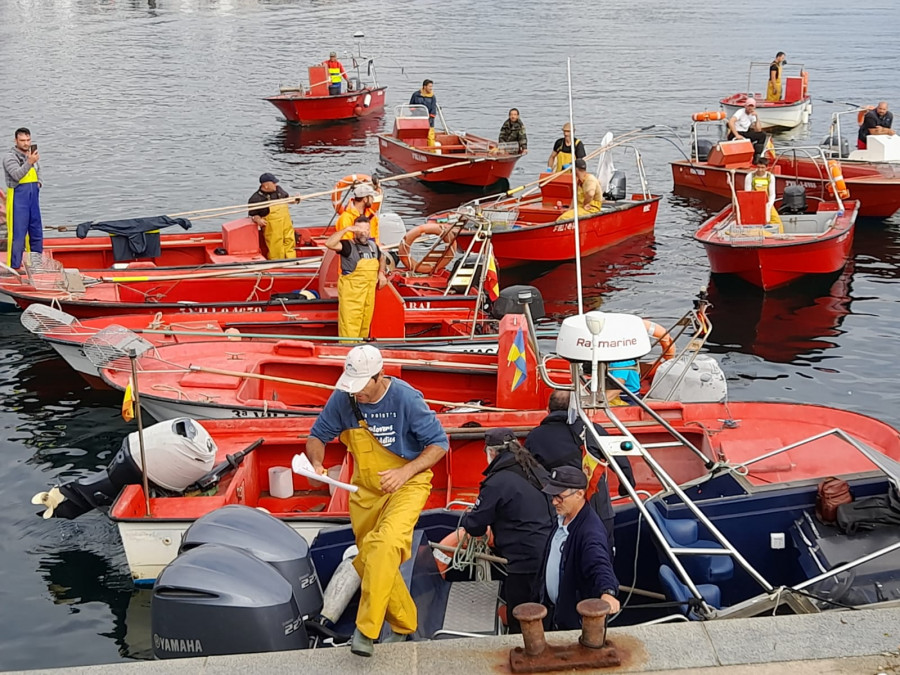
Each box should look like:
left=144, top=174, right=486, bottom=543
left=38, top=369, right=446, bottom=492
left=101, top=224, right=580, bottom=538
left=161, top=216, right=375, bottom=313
left=336, top=183, right=380, bottom=243
left=325, top=51, right=349, bottom=96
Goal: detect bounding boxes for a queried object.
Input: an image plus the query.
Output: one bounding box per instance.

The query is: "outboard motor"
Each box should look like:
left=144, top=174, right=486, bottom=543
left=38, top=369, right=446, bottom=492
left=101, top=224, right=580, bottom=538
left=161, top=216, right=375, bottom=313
left=31, top=418, right=216, bottom=520
left=693, top=139, right=714, bottom=162
left=152, top=543, right=309, bottom=658
left=179, top=505, right=323, bottom=619
left=648, top=355, right=727, bottom=403
left=490, top=285, right=545, bottom=321
left=821, top=134, right=849, bottom=159
left=603, top=170, right=627, bottom=201
left=781, top=185, right=808, bottom=214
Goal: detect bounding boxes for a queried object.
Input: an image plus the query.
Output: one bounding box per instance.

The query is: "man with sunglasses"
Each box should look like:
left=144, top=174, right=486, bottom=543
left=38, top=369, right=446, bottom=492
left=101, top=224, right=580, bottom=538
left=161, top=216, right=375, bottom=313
left=538, top=466, right=620, bottom=630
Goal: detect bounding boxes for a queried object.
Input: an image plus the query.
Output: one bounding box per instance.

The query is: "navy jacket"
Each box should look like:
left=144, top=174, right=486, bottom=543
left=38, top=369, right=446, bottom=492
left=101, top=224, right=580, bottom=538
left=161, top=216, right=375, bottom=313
left=460, top=451, right=555, bottom=574
left=537, top=503, right=619, bottom=630
left=409, top=90, right=438, bottom=127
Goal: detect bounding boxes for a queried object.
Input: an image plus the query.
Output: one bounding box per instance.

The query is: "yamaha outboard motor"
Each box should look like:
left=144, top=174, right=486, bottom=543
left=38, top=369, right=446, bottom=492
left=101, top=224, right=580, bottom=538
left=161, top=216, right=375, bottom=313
left=152, top=543, right=309, bottom=658
left=490, top=285, right=545, bottom=321
left=31, top=418, right=216, bottom=520
left=821, top=134, right=849, bottom=159
left=693, top=139, right=714, bottom=162
left=603, top=170, right=627, bottom=201
left=180, top=505, right=323, bottom=619
left=781, top=185, right=808, bottom=214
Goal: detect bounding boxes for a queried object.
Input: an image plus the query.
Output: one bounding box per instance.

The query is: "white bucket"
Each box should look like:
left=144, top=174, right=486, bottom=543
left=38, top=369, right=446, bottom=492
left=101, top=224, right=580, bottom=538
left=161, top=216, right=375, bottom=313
left=268, top=466, right=294, bottom=499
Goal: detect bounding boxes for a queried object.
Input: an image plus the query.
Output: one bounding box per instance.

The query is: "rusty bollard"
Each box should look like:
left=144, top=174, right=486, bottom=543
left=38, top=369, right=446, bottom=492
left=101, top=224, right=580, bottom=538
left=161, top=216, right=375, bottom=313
left=512, top=603, right=548, bottom=656
left=577, top=597, right=611, bottom=649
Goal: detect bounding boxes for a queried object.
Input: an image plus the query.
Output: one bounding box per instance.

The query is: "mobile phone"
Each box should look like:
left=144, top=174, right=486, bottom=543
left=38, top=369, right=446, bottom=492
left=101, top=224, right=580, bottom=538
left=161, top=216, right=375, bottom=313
left=30, top=144, right=37, bottom=152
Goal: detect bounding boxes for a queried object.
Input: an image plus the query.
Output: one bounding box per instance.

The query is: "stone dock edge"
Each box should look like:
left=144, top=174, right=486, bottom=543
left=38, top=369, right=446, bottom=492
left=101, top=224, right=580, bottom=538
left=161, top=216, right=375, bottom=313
left=7, top=607, right=900, bottom=674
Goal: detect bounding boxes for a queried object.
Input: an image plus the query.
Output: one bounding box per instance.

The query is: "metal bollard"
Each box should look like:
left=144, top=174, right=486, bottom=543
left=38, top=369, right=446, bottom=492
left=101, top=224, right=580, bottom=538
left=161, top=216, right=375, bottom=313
left=577, top=598, right=611, bottom=649
left=511, top=603, right=547, bottom=657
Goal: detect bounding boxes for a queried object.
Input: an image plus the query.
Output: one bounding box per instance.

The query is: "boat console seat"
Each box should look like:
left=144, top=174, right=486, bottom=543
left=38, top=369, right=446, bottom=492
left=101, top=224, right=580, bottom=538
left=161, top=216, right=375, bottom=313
left=647, top=499, right=735, bottom=583
left=658, top=564, right=721, bottom=620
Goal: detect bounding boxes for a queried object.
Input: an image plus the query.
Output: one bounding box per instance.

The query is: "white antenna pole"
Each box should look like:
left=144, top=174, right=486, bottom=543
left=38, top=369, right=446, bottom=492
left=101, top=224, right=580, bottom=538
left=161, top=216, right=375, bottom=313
left=566, top=58, right=584, bottom=314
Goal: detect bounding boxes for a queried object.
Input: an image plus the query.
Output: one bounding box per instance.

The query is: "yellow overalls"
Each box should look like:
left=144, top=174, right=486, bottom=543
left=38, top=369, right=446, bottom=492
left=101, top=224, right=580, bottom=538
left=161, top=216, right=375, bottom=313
left=766, top=61, right=782, bottom=102
left=554, top=139, right=582, bottom=172
left=263, top=201, right=297, bottom=259
left=750, top=173, right=783, bottom=226
left=5, top=166, right=41, bottom=268
left=338, top=252, right=380, bottom=339
left=340, top=423, right=433, bottom=639
left=557, top=173, right=603, bottom=222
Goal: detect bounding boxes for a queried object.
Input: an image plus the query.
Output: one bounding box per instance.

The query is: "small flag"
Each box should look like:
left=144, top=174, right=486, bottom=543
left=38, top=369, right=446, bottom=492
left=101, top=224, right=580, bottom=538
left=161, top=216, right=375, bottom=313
left=506, top=328, right=528, bottom=391
left=485, top=251, right=500, bottom=302
left=122, top=376, right=135, bottom=422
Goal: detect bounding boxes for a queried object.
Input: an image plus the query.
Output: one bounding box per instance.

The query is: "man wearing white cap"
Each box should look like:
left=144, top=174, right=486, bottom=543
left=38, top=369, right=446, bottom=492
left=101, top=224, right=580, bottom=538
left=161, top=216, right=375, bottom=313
left=727, top=98, right=766, bottom=162
left=336, top=182, right=380, bottom=242
left=306, top=345, right=449, bottom=657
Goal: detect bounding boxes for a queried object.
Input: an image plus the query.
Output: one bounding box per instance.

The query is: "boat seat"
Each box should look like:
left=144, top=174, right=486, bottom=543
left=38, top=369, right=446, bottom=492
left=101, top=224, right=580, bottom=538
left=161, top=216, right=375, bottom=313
left=647, top=499, right=734, bottom=583
left=658, top=565, right=721, bottom=620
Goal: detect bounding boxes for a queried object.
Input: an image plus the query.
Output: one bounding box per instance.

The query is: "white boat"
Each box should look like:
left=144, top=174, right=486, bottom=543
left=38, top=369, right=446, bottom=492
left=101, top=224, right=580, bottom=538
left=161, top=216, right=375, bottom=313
left=721, top=62, right=812, bottom=130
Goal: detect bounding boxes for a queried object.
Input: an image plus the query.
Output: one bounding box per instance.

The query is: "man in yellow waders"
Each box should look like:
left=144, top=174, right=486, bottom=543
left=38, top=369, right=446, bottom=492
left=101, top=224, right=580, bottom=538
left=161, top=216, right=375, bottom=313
left=547, top=122, right=585, bottom=172
left=305, top=344, right=449, bottom=657
left=336, top=183, right=380, bottom=243
left=767, top=52, right=786, bottom=102
left=3, top=127, right=43, bottom=269
left=248, top=172, right=298, bottom=259
left=409, top=79, right=438, bottom=147
left=743, top=159, right=783, bottom=228
left=557, top=159, right=603, bottom=222
left=324, top=216, right=388, bottom=339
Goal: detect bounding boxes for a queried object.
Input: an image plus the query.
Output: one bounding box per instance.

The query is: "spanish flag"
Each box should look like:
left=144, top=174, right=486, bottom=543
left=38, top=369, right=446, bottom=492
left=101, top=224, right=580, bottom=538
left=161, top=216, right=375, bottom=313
left=485, top=251, right=500, bottom=302
left=122, top=376, right=135, bottom=422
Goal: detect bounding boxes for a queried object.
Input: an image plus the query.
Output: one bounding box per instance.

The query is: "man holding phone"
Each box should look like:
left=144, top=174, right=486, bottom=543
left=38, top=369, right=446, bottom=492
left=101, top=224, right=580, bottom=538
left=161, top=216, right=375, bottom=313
left=3, top=127, right=43, bottom=269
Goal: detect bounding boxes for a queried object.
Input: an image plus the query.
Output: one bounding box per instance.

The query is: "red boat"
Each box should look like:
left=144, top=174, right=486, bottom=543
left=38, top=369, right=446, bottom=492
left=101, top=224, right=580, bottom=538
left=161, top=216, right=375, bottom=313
left=265, top=59, right=386, bottom=126
left=694, top=190, right=859, bottom=290
left=671, top=117, right=900, bottom=218
left=431, top=171, right=660, bottom=268
left=377, top=105, right=524, bottom=187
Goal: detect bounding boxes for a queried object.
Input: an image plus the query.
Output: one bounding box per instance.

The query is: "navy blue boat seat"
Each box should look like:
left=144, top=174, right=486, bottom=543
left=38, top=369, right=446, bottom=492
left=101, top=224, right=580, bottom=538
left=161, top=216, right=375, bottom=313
left=658, top=564, right=721, bottom=620
left=647, top=500, right=734, bottom=583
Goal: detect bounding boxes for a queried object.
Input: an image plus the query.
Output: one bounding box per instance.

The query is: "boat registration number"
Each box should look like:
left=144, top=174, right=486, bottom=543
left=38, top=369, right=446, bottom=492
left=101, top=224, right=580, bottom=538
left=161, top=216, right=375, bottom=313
left=176, top=306, right=265, bottom=314
left=553, top=223, right=576, bottom=232
left=411, top=152, right=428, bottom=162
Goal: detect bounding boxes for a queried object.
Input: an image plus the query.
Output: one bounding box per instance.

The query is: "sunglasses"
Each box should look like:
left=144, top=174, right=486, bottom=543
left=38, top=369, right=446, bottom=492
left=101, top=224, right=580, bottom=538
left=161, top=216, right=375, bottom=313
left=551, top=489, right=578, bottom=502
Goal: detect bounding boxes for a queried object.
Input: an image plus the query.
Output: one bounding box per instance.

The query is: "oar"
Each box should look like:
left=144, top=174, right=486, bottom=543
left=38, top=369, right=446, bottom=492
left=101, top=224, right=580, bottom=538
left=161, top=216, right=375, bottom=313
left=94, top=257, right=320, bottom=283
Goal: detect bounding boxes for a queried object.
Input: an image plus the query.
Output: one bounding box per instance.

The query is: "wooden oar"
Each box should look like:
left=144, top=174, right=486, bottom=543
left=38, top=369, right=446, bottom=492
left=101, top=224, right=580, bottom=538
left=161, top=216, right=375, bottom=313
left=95, top=257, right=320, bottom=283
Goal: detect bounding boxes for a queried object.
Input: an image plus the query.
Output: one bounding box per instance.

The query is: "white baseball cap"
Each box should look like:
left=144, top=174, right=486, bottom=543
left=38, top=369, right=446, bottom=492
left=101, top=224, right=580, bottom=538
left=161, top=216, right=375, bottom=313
left=353, top=183, right=377, bottom=199
left=336, top=345, right=384, bottom=393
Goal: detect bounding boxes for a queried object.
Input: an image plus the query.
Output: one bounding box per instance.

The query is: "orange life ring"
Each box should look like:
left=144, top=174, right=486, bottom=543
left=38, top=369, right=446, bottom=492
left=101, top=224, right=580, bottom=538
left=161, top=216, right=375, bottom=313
left=826, top=160, right=850, bottom=200
left=644, top=320, right=676, bottom=379
left=857, top=105, right=875, bottom=126
left=691, top=111, right=726, bottom=122
left=800, top=70, right=809, bottom=99
left=397, top=223, right=458, bottom=274
left=331, top=174, right=383, bottom=215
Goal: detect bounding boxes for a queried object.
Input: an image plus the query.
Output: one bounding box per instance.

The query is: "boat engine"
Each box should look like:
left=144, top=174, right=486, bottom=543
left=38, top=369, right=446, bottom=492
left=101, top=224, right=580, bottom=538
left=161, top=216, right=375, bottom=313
left=31, top=418, right=216, bottom=520
left=603, top=170, right=627, bottom=201
left=649, top=355, right=727, bottom=403
left=152, top=543, right=309, bottom=659
left=821, top=134, right=849, bottom=159
left=693, top=139, right=714, bottom=162
left=179, top=504, right=323, bottom=618
left=490, top=285, right=545, bottom=321
left=781, top=185, right=808, bottom=215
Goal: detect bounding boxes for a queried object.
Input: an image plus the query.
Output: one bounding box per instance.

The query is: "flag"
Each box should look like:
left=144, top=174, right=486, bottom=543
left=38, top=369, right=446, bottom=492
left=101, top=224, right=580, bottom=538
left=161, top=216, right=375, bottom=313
left=506, top=328, right=528, bottom=391
left=484, top=251, right=500, bottom=302
left=122, top=376, right=135, bottom=422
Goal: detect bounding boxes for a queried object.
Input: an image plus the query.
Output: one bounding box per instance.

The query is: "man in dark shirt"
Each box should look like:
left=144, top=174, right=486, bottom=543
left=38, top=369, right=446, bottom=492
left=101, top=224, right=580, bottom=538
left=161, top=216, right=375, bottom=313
left=247, top=172, right=297, bottom=259
left=858, top=101, right=894, bottom=150
left=410, top=79, right=438, bottom=147
left=547, top=122, right=585, bottom=172
left=498, top=108, right=528, bottom=154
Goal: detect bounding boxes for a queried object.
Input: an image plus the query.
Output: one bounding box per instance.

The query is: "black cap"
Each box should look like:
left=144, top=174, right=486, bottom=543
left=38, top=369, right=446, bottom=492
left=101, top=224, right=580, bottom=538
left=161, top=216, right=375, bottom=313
left=542, top=466, right=588, bottom=495
left=259, top=172, right=279, bottom=184
left=574, top=158, right=587, bottom=171
left=485, top=427, right=516, bottom=446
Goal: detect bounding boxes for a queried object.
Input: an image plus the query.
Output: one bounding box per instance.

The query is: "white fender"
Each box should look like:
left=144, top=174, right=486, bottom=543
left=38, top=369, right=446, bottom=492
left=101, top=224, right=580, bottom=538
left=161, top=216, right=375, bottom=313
left=320, top=555, right=361, bottom=624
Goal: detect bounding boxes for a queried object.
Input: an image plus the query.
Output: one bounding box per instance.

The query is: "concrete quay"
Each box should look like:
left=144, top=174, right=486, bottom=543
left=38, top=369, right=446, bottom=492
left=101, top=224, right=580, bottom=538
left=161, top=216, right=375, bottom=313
left=7, top=607, right=900, bottom=674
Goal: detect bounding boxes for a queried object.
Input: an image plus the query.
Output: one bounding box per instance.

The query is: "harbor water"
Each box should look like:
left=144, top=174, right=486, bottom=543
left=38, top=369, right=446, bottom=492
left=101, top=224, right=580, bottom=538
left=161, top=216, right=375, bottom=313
left=1, top=0, right=899, bottom=669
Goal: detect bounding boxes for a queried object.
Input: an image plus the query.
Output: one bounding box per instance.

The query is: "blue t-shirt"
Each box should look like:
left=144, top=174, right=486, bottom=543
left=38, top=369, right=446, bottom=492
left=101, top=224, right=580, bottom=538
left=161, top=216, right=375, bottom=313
left=309, top=379, right=449, bottom=459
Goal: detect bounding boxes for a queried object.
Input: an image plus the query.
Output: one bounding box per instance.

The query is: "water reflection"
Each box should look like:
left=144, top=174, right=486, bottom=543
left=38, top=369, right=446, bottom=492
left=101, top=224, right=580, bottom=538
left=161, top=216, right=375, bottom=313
left=271, top=115, right=385, bottom=153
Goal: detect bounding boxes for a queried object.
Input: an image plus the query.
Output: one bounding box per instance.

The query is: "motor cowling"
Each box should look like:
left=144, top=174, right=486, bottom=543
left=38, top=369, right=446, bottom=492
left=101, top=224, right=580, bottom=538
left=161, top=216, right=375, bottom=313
left=490, top=285, right=545, bottom=321
left=694, top=139, right=714, bottom=162
left=781, top=185, right=808, bottom=214
left=821, top=134, right=849, bottom=159
left=603, top=170, right=627, bottom=201
left=152, top=543, right=309, bottom=659
left=180, top=505, right=323, bottom=619
left=649, top=354, right=727, bottom=403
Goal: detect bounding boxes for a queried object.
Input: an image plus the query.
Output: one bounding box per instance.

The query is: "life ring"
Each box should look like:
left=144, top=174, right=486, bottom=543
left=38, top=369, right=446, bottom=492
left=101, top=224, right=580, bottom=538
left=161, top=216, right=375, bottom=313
left=398, top=223, right=458, bottom=275
left=826, top=160, right=850, bottom=200
left=644, top=320, right=676, bottom=378
left=331, top=174, right=383, bottom=215
left=432, top=528, right=493, bottom=578
left=800, top=70, right=809, bottom=99
left=691, top=111, right=726, bottom=122
left=857, top=105, right=875, bottom=126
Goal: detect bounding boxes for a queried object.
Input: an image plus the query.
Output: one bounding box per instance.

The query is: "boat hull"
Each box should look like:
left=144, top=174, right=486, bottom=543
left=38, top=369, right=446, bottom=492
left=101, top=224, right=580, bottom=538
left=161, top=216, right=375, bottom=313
left=265, top=87, right=387, bottom=125
left=721, top=95, right=812, bottom=130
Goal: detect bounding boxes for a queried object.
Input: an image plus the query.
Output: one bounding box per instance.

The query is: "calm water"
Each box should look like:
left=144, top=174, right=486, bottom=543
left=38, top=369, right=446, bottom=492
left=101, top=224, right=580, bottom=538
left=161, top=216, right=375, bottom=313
left=2, top=0, right=900, bottom=669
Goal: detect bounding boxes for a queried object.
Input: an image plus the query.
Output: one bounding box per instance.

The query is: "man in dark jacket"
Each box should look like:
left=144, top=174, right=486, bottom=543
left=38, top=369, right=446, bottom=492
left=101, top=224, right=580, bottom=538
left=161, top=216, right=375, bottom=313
left=498, top=108, right=527, bottom=153
left=538, top=466, right=619, bottom=630
left=409, top=79, right=438, bottom=146
left=460, top=428, right=555, bottom=633
left=525, top=391, right=634, bottom=551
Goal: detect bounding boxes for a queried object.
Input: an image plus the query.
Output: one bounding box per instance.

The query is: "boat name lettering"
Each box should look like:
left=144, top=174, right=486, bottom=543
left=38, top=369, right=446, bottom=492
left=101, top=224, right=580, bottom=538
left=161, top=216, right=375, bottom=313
left=643, top=205, right=651, bottom=212
left=412, top=152, right=428, bottom=162
left=552, top=223, right=575, bottom=232
left=785, top=180, right=818, bottom=189
left=153, top=634, right=203, bottom=654
left=232, top=409, right=292, bottom=418
left=348, top=96, right=357, bottom=102
left=575, top=337, right=638, bottom=348
left=689, top=168, right=706, bottom=176
left=406, top=301, right=433, bottom=309
left=177, top=306, right=264, bottom=314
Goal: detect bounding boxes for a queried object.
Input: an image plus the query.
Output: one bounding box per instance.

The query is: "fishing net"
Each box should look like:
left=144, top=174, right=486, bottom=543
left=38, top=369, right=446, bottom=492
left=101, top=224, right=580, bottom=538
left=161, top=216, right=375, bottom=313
left=20, top=305, right=81, bottom=335
left=83, top=325, right=153, bottom=371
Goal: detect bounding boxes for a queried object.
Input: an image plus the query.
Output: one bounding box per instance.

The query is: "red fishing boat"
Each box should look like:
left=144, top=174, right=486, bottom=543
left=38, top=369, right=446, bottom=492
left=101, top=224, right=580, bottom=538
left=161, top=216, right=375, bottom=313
left=671, top=115, right=900, bottom=218
left=430, top=170, right=660, bottom=268
left=265, top=53, right=386, bottom=126
left=694, top=190, right=859, bottom=290
left=720, top=62, right=812, bottom=131
left=377, top=105, right=524, bottom=187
